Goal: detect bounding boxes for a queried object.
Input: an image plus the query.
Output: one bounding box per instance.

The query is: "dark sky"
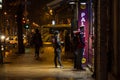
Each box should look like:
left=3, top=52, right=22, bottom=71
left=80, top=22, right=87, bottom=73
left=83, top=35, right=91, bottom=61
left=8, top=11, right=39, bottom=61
left=27, top=0, right=52, bottom=25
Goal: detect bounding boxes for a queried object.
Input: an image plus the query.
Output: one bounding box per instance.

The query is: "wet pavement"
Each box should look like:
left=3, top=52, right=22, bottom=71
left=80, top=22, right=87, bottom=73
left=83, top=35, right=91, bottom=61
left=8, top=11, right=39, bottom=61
left=0, top=46, right=94, bottom=80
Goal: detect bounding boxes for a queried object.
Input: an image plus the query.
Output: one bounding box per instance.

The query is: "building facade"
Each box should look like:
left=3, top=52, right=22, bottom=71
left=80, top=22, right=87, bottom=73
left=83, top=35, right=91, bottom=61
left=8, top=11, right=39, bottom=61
left=94, top=0, right=120, bottom=80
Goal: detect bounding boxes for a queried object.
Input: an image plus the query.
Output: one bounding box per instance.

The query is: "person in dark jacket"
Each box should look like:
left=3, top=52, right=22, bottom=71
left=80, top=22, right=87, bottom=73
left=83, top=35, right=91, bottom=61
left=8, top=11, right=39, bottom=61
left=53, top=31, right=63, bottom=68
left=76, top=33, right=85, bottom=70
left=32, top=29, right=43, bottom=59
left=73, top=31, right=85, bottom=70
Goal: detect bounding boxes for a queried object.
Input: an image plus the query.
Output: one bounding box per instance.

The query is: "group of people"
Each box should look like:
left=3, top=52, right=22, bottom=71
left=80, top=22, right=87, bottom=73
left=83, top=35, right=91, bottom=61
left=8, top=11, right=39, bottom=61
left=31, top=29, right=63, bottom=68
left=31, top=28, right=85, bottom=70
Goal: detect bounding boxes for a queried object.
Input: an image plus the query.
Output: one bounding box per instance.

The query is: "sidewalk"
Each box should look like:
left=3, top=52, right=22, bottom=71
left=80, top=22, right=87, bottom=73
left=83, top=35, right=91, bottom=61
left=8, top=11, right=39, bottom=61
left=0, top=46, right=94, bottom=80
left=3, top=46, right=73, bottom=66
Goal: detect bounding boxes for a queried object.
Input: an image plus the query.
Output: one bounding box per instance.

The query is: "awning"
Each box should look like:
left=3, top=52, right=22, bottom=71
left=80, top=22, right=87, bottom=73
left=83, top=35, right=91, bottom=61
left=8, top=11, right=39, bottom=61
left=47, top=0, right=63, bottom=9
left=42, top=24, right=71, bottom=29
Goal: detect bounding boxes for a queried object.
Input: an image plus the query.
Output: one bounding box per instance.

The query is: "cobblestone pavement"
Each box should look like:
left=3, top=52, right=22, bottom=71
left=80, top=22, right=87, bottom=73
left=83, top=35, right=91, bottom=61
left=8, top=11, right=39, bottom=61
left=0, top=46, right=94, bottom=80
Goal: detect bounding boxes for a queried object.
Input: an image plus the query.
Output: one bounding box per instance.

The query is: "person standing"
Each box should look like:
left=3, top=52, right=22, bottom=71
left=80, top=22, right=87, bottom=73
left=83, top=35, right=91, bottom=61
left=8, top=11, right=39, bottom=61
left=73, top=32, right=79, bottom=69
left=32, top=29, right=43, bottom=59
left=52, top=31, right=63, bottom=68
left=76, top=33, right=85, bottom=70
left=73, top=31, right=85, bottom=70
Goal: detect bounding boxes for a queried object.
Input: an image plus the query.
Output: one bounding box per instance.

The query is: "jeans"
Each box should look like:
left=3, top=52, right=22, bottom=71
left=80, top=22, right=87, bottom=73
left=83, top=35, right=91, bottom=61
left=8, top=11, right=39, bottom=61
left=54, top=48, right=62, bottom=67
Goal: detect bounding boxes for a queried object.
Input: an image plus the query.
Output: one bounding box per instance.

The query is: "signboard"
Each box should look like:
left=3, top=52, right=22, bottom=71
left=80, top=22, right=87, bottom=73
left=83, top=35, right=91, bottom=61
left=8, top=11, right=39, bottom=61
left=78, top=2, right=89, bottom=64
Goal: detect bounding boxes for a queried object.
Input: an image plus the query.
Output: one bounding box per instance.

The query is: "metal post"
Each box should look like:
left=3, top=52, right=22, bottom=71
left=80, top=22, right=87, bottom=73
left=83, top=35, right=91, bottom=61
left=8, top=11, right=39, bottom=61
left=17, top=1, right=25, bottom=54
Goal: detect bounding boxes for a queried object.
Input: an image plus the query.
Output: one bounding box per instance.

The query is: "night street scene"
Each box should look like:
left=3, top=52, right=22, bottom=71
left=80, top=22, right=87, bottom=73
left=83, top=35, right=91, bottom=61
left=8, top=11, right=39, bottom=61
left=0, top=0, right=120, bottom=80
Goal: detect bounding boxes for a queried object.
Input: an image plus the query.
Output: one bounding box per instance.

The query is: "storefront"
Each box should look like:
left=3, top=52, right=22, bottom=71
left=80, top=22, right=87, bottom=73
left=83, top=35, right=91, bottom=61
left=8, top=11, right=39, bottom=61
left=78, top=0, right=95, bottom=70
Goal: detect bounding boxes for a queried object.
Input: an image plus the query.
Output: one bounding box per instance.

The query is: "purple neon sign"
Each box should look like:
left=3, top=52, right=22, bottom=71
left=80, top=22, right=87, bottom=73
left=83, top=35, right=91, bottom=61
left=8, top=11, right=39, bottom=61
left=78, top=3, right=89, bottom=64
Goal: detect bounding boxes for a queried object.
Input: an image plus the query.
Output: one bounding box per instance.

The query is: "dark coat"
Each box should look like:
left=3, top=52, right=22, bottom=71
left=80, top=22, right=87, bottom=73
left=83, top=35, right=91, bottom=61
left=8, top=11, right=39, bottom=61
left=32, top=32, right=43, bottom=47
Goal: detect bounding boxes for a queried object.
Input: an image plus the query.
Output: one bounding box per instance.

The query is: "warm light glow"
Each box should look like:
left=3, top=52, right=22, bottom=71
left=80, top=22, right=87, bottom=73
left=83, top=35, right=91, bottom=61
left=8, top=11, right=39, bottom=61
left=0, top=0, right=2, bottom=2
left=22, top=18, right=25, bottom=20
left=1, top=35, right=5, bottom=40
left=80, top=2, right=86, bottom=5
left=4, top=12, right=7, bottom=15
left=0, top=4, right=2, bottom=9
left=52, top=20, right=55, bottom=25
left=32, top=22, right=39, bottom=27
left=23, top=20, right=26, bottom=23
left=69, top=2, right=75, bottom=5
left=27, top=19, right=29, bottom=22
left=50, top=9, right=53, bottom=15
left=14, top=15, right=17, bottom=18
left=50, top=9, right=52, bottom=13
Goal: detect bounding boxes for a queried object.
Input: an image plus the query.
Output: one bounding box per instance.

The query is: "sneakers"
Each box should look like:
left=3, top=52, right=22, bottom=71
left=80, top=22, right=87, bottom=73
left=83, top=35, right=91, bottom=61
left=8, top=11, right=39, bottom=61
left=60, top=66, right=64, bottom=69
left=55, top=66, right=64, bottom=69
left=55, top=66, right=58, bottom=68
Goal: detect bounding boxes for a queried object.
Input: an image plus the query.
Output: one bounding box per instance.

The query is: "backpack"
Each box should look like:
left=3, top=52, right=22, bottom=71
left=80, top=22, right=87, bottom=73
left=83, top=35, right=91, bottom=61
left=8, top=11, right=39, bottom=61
left=53, top=36, right=61, bottom=49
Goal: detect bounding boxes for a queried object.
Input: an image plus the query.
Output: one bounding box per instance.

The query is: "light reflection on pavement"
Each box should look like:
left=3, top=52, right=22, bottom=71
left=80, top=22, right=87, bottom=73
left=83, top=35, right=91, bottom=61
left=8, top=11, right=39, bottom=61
left=0, top=65, right=94, bottom=80
left=0, top=47, right=94, bottom=80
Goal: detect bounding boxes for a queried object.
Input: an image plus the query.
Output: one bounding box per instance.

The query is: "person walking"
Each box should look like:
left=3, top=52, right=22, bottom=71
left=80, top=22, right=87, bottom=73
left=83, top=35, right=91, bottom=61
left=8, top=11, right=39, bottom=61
left=32, top=29, right=43, bottom=59
left=52, top=31, right=63, bottom=68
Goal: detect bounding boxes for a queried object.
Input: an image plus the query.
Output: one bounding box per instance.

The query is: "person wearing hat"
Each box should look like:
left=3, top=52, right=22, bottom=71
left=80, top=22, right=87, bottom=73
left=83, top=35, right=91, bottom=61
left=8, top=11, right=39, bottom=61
left=73, top=30, right=85, bottom=70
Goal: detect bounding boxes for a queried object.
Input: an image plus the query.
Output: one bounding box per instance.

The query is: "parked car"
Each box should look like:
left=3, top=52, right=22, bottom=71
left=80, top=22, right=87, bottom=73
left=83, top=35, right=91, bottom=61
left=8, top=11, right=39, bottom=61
left=6, top=36, right=28, bottom=45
